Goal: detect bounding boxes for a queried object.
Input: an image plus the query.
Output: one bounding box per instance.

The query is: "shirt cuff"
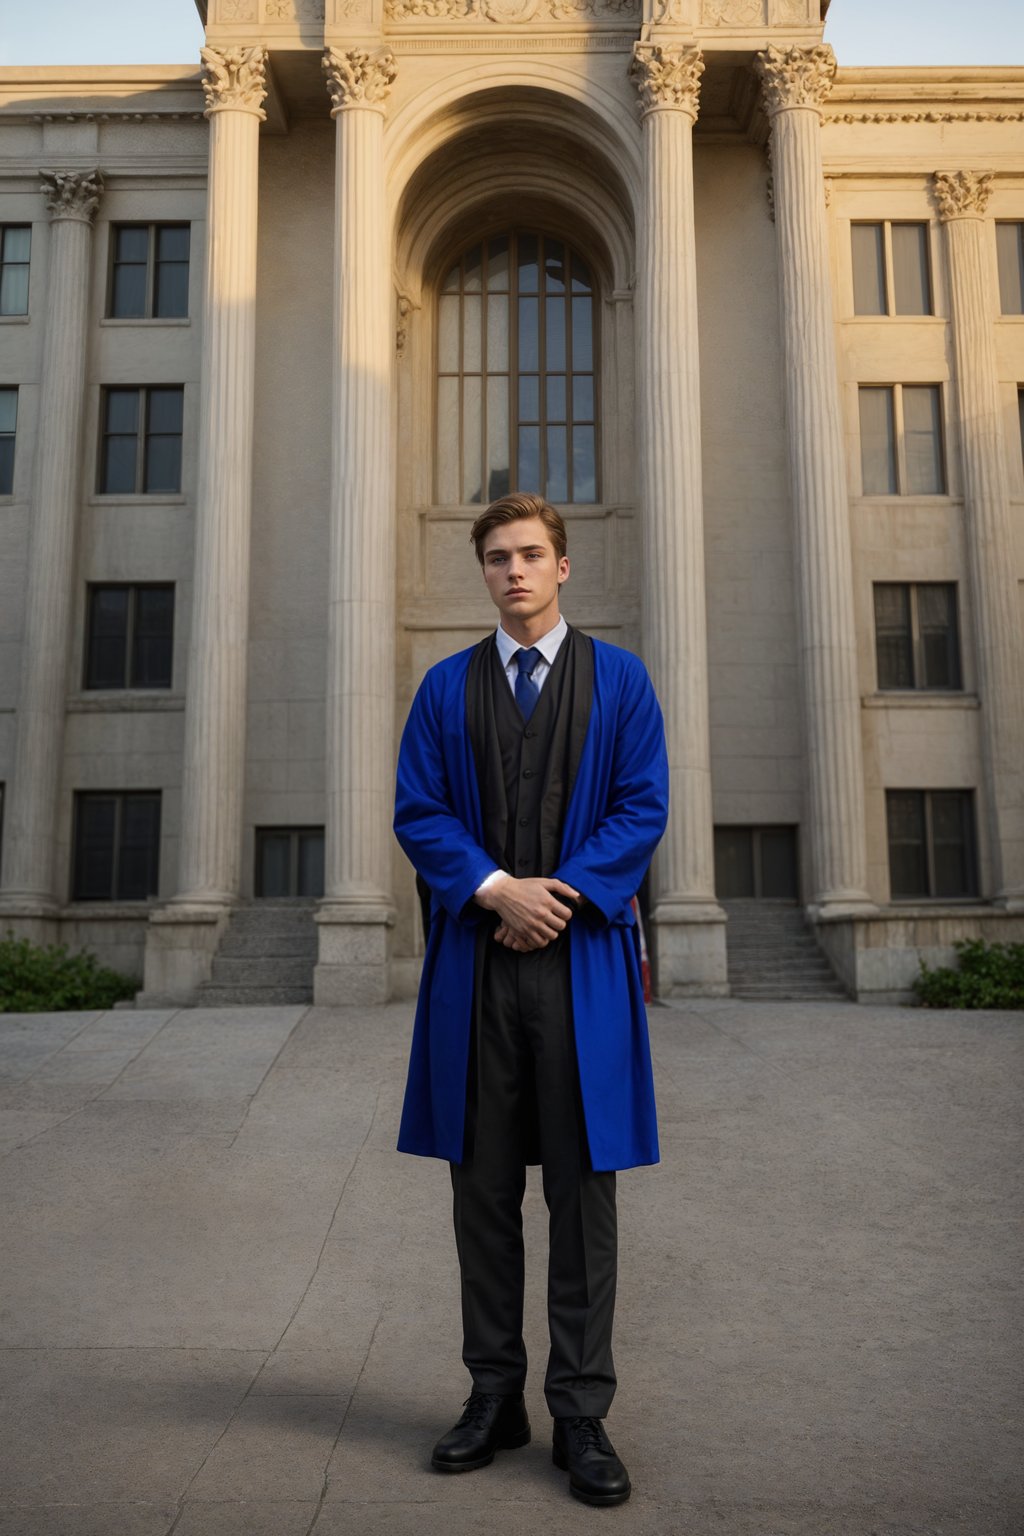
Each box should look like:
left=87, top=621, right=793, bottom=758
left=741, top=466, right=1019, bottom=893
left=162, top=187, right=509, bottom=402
left=474, top=870, right=507, bottom=897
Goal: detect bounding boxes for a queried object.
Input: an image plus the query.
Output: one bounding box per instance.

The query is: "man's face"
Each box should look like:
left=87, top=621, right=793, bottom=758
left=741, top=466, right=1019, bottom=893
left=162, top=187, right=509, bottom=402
left=480, top=516, right=570, bottom=628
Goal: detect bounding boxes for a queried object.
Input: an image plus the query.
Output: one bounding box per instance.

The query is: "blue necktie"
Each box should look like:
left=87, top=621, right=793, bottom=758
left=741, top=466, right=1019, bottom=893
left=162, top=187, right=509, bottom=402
left=514, top=647, right=542, bottom=722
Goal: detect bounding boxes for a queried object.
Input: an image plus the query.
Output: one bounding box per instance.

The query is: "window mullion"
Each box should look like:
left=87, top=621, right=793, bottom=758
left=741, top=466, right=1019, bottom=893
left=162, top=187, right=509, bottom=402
left=147, top=225, right=156, bottom=318
left=883, top=221, right=897, bottom=316
left=893, top=384, right=907, bottom=493
left=908, top=583, right=920, bottom=688
left=923, top=791, right=935, bottom=897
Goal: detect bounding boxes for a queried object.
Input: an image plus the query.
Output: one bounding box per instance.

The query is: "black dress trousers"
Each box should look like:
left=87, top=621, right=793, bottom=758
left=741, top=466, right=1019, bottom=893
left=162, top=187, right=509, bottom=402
left=450, top=926, right=618, bottom=1419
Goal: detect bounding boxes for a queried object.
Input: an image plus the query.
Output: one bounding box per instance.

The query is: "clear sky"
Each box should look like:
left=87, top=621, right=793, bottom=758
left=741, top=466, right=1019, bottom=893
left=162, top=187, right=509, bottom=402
left=0, top=0, right=1021, bottom=68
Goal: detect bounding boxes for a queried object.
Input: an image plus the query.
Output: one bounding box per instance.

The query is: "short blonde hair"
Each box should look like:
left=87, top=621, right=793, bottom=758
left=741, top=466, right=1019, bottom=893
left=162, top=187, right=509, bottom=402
left=469, top=492, right=568, bottom=565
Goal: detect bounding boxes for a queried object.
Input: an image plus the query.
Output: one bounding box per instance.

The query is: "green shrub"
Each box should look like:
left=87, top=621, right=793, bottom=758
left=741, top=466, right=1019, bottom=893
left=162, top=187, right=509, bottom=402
left=0, top=933, right=138, bottom=1013
left=914, top=937, right=1024, bottom=1010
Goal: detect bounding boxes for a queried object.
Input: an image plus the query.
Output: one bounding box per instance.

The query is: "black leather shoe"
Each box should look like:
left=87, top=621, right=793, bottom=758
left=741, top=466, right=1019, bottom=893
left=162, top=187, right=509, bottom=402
left=431, top=1391, right=531, bottom=1473
left=552, top=1416, right=631, bottom=1506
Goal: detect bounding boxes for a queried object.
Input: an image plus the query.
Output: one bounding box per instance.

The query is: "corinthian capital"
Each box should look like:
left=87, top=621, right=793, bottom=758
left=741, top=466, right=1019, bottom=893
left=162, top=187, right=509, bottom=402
left=200, top=45, right=268, bottom=118
left=40, top=169, right=103, bottom=224
left=323, top=48, right=397, bottom=116
left=756, top=44, right=836, bottom=115
left=932, top=171, right=994, bottom=222
left=630, top=44, right=704, bottom=121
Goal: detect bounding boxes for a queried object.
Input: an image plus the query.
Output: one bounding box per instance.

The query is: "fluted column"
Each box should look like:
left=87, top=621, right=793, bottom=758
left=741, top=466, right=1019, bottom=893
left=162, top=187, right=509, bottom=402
left=756, top=45, right=872, bottom=915
left=0, top=171, right=102, bottom=911
left=630, top=44, right=727, bottom=997
left=934, top=172, right=1024, bottom=906
left=175, top=46, right=267, bottom=907
left=315, top=47, right=397, bottom=1005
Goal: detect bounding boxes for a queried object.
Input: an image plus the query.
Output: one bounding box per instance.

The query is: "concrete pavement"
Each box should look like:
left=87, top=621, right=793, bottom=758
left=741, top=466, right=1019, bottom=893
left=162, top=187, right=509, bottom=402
left=0, top=998, right=1021, bottom=1536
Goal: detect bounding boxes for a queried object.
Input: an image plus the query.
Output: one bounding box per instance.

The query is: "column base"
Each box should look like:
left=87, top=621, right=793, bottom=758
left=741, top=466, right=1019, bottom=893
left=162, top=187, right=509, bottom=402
left=314, top=901, right=395, bottom=1006
left=0, top=903, right=62, bottom=949
left=807, top=897, right=879, bottom=923
left=650, top=900, right=729, bottom=999
left=138, top=902, right=231, bottom=1007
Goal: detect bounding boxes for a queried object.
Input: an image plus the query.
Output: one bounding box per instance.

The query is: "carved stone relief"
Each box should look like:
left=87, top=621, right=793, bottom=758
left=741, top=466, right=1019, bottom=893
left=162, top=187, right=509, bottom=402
left=630, top=42, right=704, bottom=117
left=383, top=0, right=638, bottom=18
left=40, top=169, right=103, bottom=223
left=265, top=0, right=325, bottom=17
left=201, top=45, right=269, bottom=116
left=931, top=170, right=993, bottom=222
left=219, top=0, right=258, bottom=19
left=756, top=43, right=836, bottom=113
left=323, top=46, right=397, bottom=111
left=702, top=0, right=763, bottom=26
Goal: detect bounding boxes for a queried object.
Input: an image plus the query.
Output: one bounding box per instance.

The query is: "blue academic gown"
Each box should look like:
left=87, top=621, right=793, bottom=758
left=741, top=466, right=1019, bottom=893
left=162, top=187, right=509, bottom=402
left=393, top=634, right=669, bottom=1173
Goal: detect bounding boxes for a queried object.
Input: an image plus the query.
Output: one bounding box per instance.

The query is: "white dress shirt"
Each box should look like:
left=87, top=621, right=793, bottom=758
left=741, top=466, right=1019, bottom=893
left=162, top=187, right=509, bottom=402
left=475, top=615, right=569, bottom=897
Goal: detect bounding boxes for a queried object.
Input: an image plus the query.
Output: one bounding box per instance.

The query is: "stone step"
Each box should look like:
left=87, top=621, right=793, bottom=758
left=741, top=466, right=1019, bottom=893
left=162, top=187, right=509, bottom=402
left=217, top=931, right=318, bottom=959
left=224, top=906, right=317, bottom=935
left=196, top=984, right=313, bottom=1006
left=208, top=957, right=315, bottom=988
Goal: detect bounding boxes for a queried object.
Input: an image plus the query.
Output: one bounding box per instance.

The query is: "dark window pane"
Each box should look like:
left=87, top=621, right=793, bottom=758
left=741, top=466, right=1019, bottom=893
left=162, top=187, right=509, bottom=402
left=931, top=793, right=974, bottom=897
left=518, top=296, right=538, bottom=372
left=874, top=584, right=913, bottom=688
left=918, top=584, right=959, bottom=689
left=519, top=375, right=539, bottom=421
left=517, top=234, right=538, bottom=294
left=996, top=223, right=1024, bottom=314
left=891, top=223, right=932, bottom=315
left=572, top=426, right=596, bottom=502
left=3, top=226, right=31, bottom=263
left=156, top=225, right=189, bottom=263
left=74, top=795, right=117, bottom=900
left=105, top=389, right=140, bottom=434
left=518, top=424, right=540, bottom=491
left=546, top=375, right=566, bottom=422
left=111, top=263, right=147, bottom=318
left=903, top=385, right=945, bottom=494
left=297, top=832, right=325, bottom=898
left=441, top=261, right=459, bottom=294
left=117, top=793, right=160, bottom=899
left=154, top=261, right=189, bottom=319
left=463, top=243, right=482, bottom=294
left=545, top=297, right=566, bottom=371
left=0, top=437, right=13, bottom=496
left=851, top=223, right=886, bottom=315
left=147, top=387, right=183, bottom=435
left=544, top=239, right=566, bottom=295
left=486, top=237, right=509, bottom=293
left=714, top=827, right=755, bottom=898
left=759, top=828, right=799, bottom=899
left=573, top=375, right=594, bottom=422
left=887, top=791, right=927, bottom=899
left=0, top=266, right=29, bottom=315
left=116, top=227, right=149, bottom=263
left=571, top=296, right=593, bottom=371
left=0, top=389, right=16, bottom=434
left=571, top=252, right=592, bottom=293
left=145, top=437, right=181, bottom=494
left=546, top=426, right=567, bottom=503
left=86, top=587, right=129, bottom=688
left=859, top=387, right=896, bottom=495
left=257, top=833, right=291, bottom=898
left=101, top=436, right=138, bottom=495
left=131, top=587, right=174, bottom=688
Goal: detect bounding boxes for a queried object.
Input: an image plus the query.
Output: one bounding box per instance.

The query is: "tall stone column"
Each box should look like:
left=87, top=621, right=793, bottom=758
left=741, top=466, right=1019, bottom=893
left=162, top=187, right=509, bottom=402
left=756, top=45, right=873, bottom=916
left=933, top=172, right=1024, bottom=907
left=315, top=47, right=398, bottom=1005
left=630, top=43, right=727, bottom=997
left=143, top=47, right=266, bottom=1003
left=0, top=171, right=102, bottom=918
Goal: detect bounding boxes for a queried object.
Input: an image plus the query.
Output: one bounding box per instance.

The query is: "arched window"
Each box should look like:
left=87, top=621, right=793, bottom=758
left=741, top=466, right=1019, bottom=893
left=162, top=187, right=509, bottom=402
left=435, top=231, right=597, bottom=506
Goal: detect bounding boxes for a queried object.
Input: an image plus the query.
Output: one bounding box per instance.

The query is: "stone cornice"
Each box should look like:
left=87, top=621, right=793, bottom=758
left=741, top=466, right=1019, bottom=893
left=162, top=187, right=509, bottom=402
left=200, top=45, right=268, bottom=118
left=630, top=42, right=704, bottom=119
left=323, top=46, right=397, bottom=114
left=40, top=168, right=103, bottom=223
left=931, top=170, right=994, bottom=222
left=756, top=43, right=835, bottom=114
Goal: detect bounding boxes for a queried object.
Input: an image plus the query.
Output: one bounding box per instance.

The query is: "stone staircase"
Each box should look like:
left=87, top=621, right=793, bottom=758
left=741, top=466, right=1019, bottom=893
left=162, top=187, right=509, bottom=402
left=722, top=898, right=848, bottom=1000
left=196, top=900, right=317, bottom=1007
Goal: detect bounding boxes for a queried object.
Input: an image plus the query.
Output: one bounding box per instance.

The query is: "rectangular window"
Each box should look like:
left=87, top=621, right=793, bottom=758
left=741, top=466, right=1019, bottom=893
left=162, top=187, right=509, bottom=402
left=852, top=221, right=933, bottom=317
left=886, top=789, right=977, bottom=900
left=85, top=584, right=174, bottom=689
left=0, top=387, right=16, bottom=495
left=72, top=790, right=161, bottom=901
left=0, top=225, right=31, bottom=316
left=996, top=222, right=1024, bottom=315
left=873, top=583, right=961, bottom=690
left=859, top=384, right=946, bottom=496
left=109, top=224, right=190, bottom=319
left=99, top=386, right=183, bottom=494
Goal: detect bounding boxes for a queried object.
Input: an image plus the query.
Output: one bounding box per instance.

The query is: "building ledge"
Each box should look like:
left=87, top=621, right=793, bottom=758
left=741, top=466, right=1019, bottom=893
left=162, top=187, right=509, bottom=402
left=861, top=691, right=980, bottom=709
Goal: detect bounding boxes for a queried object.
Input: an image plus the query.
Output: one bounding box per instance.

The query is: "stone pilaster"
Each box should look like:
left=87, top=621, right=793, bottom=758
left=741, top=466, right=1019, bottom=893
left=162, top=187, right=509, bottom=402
left=0, top=171, right=102, bottom=915
left=315, top=47, right=398, bottom=1005
left=142, top=47, right=266, bottom=1003
left=630, top=43, right=727, bottom=996
left=933, top=171, right=1024, bottom=906
left=756, top=45, right=873, bottom=916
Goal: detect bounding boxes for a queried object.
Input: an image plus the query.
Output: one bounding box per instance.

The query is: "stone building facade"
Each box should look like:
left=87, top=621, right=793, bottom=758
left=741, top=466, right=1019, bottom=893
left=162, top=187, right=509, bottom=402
left=0, top=0, right=1022, bottom=1003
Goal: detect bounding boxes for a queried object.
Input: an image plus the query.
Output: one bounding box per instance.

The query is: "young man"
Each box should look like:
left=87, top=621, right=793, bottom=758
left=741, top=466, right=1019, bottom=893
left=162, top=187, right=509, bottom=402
left=393, top=491, right=668, bottom=1507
